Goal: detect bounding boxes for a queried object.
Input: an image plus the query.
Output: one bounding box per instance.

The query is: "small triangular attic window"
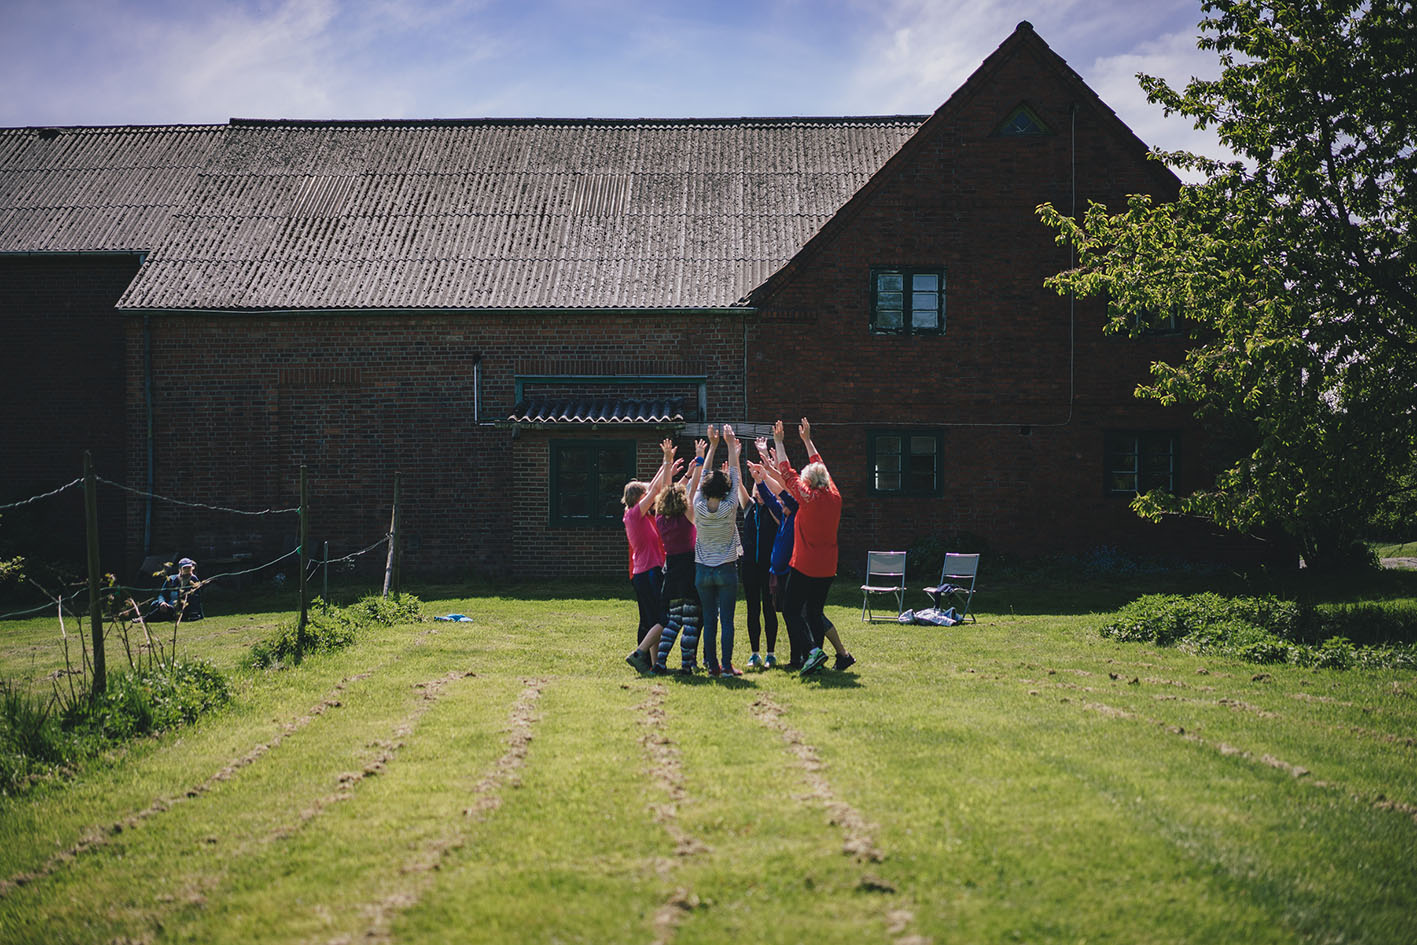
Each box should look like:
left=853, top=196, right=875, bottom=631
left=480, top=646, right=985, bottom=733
left=996, top=105, right=1049, bottom=137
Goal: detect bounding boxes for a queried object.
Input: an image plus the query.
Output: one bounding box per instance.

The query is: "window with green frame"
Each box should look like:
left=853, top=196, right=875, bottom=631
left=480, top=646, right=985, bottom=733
left=550, top=440, right=636, bottom=526
left=869, top=430, right=943, bottom=495
left=871, top=268, right=945, bottom=335
left=1105, top=432, right=1178, bottom=495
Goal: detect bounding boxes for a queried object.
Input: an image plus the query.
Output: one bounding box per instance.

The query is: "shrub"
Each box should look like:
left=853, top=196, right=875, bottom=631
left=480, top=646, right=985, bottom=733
left=248, top=594, right=423, bottom=668
left=1100, top=593, right=1411, bottom=670
left=2, top=661, right=229, bottom=796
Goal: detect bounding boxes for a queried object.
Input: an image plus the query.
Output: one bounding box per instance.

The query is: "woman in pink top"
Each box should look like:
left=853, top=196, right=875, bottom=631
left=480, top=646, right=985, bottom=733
left=623, top=439, right=681, bottom=671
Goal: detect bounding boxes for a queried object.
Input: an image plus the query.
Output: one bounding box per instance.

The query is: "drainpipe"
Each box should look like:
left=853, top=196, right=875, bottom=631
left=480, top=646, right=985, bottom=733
left=143, top=313, right=155, bottom=555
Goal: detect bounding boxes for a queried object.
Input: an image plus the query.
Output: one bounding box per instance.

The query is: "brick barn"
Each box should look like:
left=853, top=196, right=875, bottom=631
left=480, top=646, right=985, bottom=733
left=0, top=23, right=1262, bottom=582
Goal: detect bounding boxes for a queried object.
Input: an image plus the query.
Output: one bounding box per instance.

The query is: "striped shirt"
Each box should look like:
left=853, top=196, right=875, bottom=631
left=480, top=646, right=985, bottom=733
left=693, top=464, right=743, bottom=566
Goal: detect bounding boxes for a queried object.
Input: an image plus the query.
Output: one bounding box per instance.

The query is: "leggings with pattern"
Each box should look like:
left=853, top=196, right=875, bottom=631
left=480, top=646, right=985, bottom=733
left=655, top=598, right=702, bottom=669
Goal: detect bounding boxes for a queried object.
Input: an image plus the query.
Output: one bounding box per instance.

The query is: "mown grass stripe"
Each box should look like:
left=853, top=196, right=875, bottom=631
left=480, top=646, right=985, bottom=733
left=335, top=676, right=545, bottom=945
left=0, top=669, right=374, bottom=898
left=750, top=693, right=929, bottom=945
left=637, top=682, right=709, bottom=945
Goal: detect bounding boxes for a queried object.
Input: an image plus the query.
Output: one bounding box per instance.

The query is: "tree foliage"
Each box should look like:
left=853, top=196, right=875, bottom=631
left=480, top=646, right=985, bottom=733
left=1040, top=0, right=1417, bottom=571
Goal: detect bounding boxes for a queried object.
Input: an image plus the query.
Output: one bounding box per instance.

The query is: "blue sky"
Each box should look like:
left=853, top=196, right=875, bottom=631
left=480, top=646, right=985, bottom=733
left=2, top=0, right=1224, bottom=161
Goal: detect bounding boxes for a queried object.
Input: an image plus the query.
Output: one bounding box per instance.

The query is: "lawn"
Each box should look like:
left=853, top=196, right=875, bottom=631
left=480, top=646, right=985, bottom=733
left=2, top=572, right=1416, bottom=944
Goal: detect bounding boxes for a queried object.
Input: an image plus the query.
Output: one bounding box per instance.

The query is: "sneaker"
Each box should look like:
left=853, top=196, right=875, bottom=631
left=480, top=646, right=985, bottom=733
left=764, top=654, right=778, bottom=669
left=626, top=650, right=652, bottom=673
left=677, top=663, right=697, bottom=676
left=834, top=652, right=856, bottom=672
left=800, top=648, right=828, bottom=676
left=707, top=663, right=722, bottom=678
left=747, top=653, right=764, bottom=670
left=722, top=663, right=743, bottom=677
left=652, top=663, right=669, bottom=675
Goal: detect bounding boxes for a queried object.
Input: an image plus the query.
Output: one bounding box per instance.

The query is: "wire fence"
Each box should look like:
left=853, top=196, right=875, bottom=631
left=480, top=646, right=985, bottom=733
left=2, top=470, right=402, bottom=622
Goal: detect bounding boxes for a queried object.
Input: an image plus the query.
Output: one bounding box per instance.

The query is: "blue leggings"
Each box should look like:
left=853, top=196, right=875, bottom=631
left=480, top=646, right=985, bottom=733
left=655, top=598, right=702, bottom=670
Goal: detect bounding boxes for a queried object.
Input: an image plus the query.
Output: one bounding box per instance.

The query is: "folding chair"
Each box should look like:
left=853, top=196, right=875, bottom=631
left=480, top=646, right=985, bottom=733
left=923, top=553, right=979, bottom=623
left=860, top=551, right=907, bottom=622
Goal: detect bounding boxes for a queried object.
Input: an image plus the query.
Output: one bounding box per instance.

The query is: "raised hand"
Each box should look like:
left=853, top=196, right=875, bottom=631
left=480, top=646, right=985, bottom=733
left=773, top=419, right=786, bottom=442
left=695, top=439, right=707, bottom=459
left=660, top=437, right=675, bottom=458
left=755, top=436, right=769, bottom=457
left=707, top=424, right=720, bottom=447
left=799, top=417, right=811, bottom=443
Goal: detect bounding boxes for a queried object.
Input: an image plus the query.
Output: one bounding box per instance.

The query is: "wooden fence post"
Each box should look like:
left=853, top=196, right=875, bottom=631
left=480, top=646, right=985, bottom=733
left=295, top=464, right=309, bottom=663
left=383, top=471, right=401, bottom=598
left=83, top=451, right=105, bottom=697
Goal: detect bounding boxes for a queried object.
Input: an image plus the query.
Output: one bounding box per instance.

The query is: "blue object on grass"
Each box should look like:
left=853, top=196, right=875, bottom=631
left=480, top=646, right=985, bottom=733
left=434, top=613, right=474, bottom=622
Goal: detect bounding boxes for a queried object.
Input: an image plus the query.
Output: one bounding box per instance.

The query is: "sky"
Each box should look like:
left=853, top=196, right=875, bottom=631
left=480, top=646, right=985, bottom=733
left=1, top=0, right=1227, bottom=163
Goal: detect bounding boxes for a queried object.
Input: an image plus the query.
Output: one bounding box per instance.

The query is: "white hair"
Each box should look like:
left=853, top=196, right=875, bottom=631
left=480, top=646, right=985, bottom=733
left=802, top=462, right=831, bottom=490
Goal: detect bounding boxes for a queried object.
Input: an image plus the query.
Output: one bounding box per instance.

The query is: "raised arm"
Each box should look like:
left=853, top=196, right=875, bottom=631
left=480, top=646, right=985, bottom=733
left=799, top=416, right=821, bottom=464
left=724, top=425, right=747, bottom=507
left=696, top=425, right=720, bottom=501
left=638, top=438, right=679, bottom=514
left=684, top=437, right=708, bottom=521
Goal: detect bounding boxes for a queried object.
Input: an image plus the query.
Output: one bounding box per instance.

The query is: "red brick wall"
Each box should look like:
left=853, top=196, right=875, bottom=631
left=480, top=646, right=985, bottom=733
left=743, top=40, right=1260, bottom=568
left=1, top=254, right=137, bottom=569
left=121, top=313, right=745, bottom=579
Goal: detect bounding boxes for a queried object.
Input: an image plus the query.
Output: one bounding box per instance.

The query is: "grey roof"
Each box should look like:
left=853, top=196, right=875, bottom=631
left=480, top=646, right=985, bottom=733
left=0, top=125, right=223, bottom=253
left=507, top=398, right=686, bottom=424
left=116, top=117, right=925, bottom=311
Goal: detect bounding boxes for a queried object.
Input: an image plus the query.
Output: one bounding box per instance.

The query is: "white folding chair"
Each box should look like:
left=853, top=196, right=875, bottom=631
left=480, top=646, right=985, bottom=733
left=860, top=551, right=907, bottom=622
left=923, top=553, right=979, bottom=623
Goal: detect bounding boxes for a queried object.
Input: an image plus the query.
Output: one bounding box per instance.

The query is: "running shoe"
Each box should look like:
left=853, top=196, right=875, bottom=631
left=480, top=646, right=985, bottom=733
left=834, top=652, right=857, bottom=672
left=746, top=653, right=764, bottom=670
left=764, top=654, right=778, bottom=669
left=722, top=663, right=744, bottom=677
left=626, top=650, right=652, bottom=673
left=800, top=648, right=829, bottom=676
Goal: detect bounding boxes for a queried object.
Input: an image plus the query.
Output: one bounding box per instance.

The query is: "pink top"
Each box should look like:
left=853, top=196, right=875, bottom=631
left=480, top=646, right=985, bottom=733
left=623, top=506, right=665, bottom=576
left=655, top=514, right=696, bottom=556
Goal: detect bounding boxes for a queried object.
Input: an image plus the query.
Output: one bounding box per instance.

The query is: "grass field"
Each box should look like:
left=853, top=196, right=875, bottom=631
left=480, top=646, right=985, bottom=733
left=2, top=576, right=1416, bottom=944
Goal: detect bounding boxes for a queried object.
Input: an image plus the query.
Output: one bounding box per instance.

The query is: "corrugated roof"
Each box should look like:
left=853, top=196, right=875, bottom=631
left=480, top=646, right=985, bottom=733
left=0, top=125, right=223, bottom=252
left=507, top=398, right=686, bottom=424
left=116, top=117, right=925, bottom=311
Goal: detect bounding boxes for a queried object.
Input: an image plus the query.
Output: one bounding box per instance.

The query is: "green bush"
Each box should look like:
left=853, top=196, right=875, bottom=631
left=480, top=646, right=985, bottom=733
left=1100, top=593, right=1412, bottom=670
left=248, top=594, right=423, bottom=668
left=2, top=660, right=230, bottom=796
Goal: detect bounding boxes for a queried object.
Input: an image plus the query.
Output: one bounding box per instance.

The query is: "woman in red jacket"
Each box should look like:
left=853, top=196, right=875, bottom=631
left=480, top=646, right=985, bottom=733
left=774, top=417, right=849, bottom=676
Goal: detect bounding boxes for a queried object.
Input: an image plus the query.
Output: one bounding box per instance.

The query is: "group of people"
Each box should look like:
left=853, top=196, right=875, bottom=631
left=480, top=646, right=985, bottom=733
left=622, top=418, right=854, bottom=678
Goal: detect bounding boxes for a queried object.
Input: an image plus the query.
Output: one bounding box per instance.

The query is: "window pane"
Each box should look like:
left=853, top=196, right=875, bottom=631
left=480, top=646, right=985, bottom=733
left=877, top=307, right=903, bottom=329
left=877, top=291, right=903, bottom=311
left=1141, top=436, right=1174, bottom=491
left=876, top=435, right=901, bottom=458
left=876, top=471, right=901, bottom=491
left=1110, top=472, right=1138, bottom=493
left=912, top=273, right=938, bottom=293
left=876, top=273, right=903, bottom=292
left=912, top=293, right=939, bottom=311
left=907, top=453, right=936, bottom=492
left=909, top=436, right=936, bottom=457
left=912, top=307, right=940, bottom=330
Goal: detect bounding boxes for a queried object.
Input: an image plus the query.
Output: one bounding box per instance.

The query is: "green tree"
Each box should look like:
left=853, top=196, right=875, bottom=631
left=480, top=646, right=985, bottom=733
left=1040, top=0, right=1416, bottom=571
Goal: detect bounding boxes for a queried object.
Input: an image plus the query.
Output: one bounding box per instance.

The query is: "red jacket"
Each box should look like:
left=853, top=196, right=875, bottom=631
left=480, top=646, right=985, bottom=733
left=778, top=453, right=841, bottom=578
